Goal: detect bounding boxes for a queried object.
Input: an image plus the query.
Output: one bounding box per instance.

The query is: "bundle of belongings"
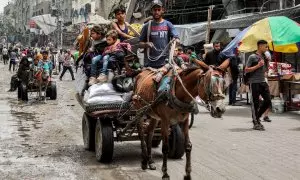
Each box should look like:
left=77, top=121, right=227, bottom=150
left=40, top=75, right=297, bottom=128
left=82, top=81, right=133, bottom=113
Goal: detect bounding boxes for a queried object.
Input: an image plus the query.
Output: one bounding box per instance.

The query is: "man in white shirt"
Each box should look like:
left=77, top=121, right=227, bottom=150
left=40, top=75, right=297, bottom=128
left=2, top=47, right=9, bottom=65
left=57, top=49, right=65, bottom=72
left=59, top=50, right=75, bottom=81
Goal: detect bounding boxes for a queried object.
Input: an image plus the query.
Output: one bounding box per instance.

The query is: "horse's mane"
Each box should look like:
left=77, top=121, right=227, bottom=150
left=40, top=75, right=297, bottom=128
left=179, top=66, right=201, bottom=76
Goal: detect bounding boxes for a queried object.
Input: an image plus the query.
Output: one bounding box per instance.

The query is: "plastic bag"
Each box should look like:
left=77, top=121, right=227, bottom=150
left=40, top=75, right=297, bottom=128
left=88, top=83, right=119, bottom=98
left=75, top=70, right=87, bottom=94
left=87, top=95, right=124, bottom=105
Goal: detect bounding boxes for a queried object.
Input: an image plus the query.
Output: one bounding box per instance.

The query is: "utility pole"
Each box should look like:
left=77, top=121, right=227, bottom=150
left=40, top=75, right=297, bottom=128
left=54, top=0, right=63, bottom=48
left=205, top=5, right=213, bottom=45
left=279, top=0, right=283, bottom=10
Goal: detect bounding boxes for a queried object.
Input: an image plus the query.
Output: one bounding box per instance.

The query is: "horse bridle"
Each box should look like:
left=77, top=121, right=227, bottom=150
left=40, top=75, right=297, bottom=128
left=198, top=68, right=226, bottom=103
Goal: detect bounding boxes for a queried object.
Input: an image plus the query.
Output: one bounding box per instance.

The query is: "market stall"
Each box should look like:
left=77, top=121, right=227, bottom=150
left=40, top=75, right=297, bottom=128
left=223, top=16, right=300, bottom=111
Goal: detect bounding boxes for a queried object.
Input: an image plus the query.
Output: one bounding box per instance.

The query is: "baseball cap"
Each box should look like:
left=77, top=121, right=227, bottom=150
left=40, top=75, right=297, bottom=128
left=151, top=0, right=163, bottom=9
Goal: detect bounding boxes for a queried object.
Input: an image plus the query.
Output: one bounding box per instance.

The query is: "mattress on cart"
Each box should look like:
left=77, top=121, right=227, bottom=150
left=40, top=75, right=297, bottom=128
left=83, top=83, right=132, bottom=113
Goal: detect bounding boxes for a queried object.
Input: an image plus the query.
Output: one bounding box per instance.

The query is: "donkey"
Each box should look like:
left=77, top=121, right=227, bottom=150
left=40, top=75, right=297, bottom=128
left=133, top=66, right=226, bottom=180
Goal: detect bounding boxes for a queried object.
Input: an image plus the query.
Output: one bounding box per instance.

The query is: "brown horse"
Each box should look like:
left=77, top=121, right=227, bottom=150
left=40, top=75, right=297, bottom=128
left=133, top=67, right=226, bottom=180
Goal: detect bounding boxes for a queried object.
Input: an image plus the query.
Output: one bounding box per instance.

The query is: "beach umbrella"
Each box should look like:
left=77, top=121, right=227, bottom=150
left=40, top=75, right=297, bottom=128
left=223, top=16, right=300, bottom=56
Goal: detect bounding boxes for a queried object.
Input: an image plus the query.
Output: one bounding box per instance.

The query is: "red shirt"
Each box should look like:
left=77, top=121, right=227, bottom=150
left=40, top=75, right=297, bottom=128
left=178, top=53, right=189, bottom=63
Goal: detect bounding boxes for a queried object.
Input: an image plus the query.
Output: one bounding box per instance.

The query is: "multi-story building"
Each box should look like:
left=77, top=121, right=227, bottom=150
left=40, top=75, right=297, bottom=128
left=3, top=1, right=16, bottom=27
left=51, top=0, right=72, bottom=26
left=32, top=0, right=51, bottom=17
left=96, top=0, right=130, bottom=19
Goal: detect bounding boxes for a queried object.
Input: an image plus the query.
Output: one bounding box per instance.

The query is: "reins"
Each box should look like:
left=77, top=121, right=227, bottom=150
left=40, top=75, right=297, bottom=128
left=167, top=41, right=207, bottom=106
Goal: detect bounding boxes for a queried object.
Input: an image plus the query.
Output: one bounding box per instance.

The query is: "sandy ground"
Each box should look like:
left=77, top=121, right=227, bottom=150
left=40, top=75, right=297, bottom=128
left=0, top=63, right=299, bottom=180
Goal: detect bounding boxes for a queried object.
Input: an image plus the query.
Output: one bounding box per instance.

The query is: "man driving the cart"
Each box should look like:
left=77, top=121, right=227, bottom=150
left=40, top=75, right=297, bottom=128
left=138, top=0, right=179, bottom=86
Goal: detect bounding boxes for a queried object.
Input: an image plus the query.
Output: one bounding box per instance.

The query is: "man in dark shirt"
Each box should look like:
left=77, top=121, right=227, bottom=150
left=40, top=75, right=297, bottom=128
left=228, top=52, right=241, bottom=106
left=245, top=40, right=271, bottom=131
left=139, top=0, right=179, bottom=69
left=204, top=41, right=221, bottom=66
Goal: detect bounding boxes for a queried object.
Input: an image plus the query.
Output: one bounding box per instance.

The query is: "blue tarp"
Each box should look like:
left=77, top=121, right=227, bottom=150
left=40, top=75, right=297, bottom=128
left=222, top=26, right=250, bottom=57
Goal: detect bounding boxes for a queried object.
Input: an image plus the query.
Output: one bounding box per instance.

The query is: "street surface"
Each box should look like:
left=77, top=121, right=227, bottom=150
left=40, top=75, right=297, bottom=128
left=0, top=63, right=299, bottom=180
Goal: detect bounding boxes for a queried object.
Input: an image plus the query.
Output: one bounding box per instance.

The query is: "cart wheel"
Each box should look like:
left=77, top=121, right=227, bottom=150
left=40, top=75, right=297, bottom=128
left=95, top=119, right=114, bottom=163
left=152, top=139, right=161, bottom=148
left=82, top=113, right=95, bottom=151
left=20, top=84, right=28, bottom=101
left=189, top=113, right=194, bottom=129
left=168, top=124, right=185, bottom=159
left=49, top=82, right=57, bottom=100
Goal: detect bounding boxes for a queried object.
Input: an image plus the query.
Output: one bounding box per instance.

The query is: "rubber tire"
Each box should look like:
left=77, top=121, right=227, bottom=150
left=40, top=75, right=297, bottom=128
left=49, top=82, right=57, bottom=100
left=152, top=139, right=161, bottom=148
left=95, top=119, right=114, bottom=163
left=20, top=84, right=28, bottom=101
left=189, top=113, right=194, bottom=129
left=82, top=112, right=95, bottom=151
left=168, top=124, right=185, bottom=159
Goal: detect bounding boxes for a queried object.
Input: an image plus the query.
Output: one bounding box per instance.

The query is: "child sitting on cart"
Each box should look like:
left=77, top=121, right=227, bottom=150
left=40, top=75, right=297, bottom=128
left=96, top=30, right=131, bottom=83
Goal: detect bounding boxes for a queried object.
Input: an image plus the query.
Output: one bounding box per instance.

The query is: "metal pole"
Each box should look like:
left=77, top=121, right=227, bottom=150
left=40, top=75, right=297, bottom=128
left=56, top=0, right=63, bottom=48
left=279, top=0, right=283, bottom=10
left=205, top=6, right=213, bottom=45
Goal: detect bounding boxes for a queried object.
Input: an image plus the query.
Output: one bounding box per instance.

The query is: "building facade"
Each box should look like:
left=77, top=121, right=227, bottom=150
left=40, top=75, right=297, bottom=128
left=3, top=2, right=16, bottom=27
left=51, top=0, right=72, bottom=26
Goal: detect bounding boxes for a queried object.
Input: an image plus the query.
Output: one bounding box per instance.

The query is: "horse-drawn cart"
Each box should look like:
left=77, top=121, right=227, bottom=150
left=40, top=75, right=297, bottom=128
left=18, top=69, right=57, bottom=101
left=76, top=91, right=187, bottom=163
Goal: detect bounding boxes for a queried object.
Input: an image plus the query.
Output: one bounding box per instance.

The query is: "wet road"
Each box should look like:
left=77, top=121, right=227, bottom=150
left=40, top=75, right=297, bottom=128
left=0, top=63, right=300, bottom=180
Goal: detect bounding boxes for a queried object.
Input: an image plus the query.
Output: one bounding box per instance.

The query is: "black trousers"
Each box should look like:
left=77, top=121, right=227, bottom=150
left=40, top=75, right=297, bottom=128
left=229, top=79, right=238, bottom=104
left=250, top=82, right=271, bottom=122
left=3, top=55, right=9, bottom=64
left=60, top=66, right=75, bottom=80
left=58, top=62, right=63, bottom=72
left=9, top=59, right=15, bottom=71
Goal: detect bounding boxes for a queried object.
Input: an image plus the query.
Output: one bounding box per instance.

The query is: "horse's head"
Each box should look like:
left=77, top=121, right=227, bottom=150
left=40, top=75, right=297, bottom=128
left=201, top=67, right=226, bottom=118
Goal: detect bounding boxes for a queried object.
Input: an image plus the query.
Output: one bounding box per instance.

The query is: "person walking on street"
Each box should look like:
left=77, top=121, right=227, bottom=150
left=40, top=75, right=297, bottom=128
left=73, top=51, right=79, bottom=72
left=57, top=49, right=64, bottom=72
left=9, top=49, right=18, bottom=71
left=59, top=50, right=75, bottom=81
left=228, top=51, right=241, bottom=106
left=262, top=50, right=272, bottom=122
left=2, top=47, right=9, bottom=65
left=245, top=40, right=271, bottom=131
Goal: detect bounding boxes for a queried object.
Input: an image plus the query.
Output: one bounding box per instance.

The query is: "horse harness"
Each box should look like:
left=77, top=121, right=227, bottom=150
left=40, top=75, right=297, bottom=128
left=203, top=68, right=226, bottom=102
left=161, top=69, right=199, bottom=114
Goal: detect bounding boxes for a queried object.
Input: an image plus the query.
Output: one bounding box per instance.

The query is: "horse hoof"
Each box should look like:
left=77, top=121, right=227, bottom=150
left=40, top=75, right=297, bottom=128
left=148, top=163, right=156, bottom=170
left=162, top=174, right=170, bottom=180
left=184, top=175, right=191, bottom=180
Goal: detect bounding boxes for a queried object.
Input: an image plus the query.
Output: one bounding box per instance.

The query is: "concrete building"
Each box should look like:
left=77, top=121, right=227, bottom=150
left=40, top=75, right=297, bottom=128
left=96, top=0, right=130, bottom=19
left=51, top=0, right=72, bottom=26
left=32, top=0, right=51, bottom=17
left=3, top=1, right=16, bottom=27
